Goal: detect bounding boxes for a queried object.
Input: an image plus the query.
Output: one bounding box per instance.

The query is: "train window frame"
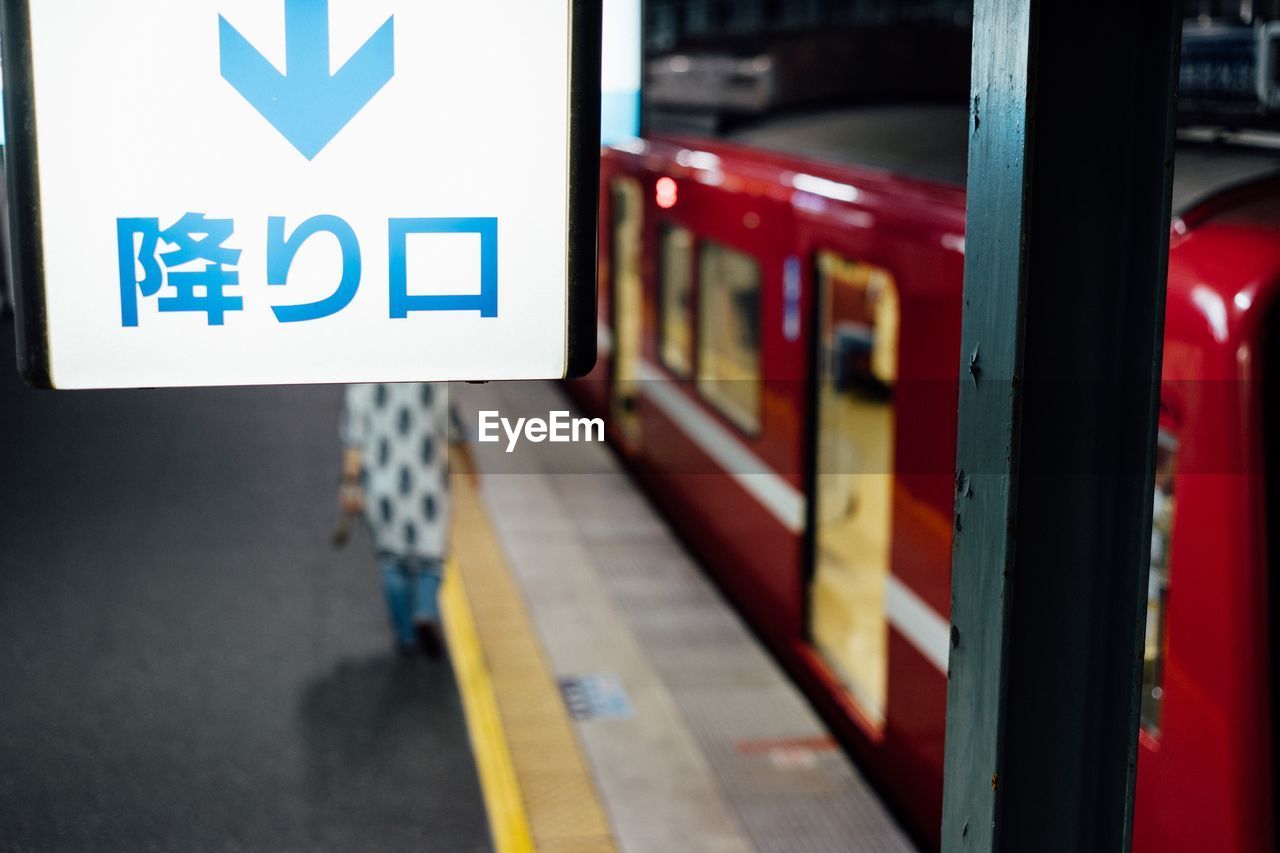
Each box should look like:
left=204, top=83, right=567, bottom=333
left=657, top=223, right=696, bottom=379
left=694, top=239, right=764, bottom=436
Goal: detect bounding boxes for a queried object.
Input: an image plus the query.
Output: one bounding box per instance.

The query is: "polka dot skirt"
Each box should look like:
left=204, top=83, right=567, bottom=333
left=342, top=383, right=460, bottom=564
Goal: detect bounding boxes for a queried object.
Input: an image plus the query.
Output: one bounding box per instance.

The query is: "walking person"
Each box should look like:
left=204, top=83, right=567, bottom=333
left=338, top=382, right=470, bottom=658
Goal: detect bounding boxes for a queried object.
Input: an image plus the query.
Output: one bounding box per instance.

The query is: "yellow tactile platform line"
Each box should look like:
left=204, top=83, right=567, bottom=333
left=441, top=473, right=618, bottom=853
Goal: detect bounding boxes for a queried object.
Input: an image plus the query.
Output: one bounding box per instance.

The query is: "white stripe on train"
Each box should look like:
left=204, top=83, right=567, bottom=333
left=631, top=357, right=952, bottom=674
left=635, top=360, right=807, bottom=532
left=596, top=321, right=614, bottom=356
left=885, top=575, right=951, bottom=673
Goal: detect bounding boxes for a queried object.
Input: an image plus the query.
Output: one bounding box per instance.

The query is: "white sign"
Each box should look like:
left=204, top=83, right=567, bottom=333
left=3, top=0, right=600, bottom=389
left=601, top=0, right=641, bottom=145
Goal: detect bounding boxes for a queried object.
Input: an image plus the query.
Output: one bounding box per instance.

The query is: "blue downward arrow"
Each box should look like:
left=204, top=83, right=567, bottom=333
left=219, top=0, right=395, bottom=160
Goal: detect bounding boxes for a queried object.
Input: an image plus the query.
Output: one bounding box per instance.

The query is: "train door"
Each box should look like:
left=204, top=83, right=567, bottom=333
left=610, top=177, right=644, bottom=447
left=808, top=250, right=900, bottom=727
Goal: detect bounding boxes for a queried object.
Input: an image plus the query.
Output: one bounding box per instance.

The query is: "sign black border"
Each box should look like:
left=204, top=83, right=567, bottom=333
left=565, top=0, right=602, bottom=380
left=1, top=0, right=600, bottom=388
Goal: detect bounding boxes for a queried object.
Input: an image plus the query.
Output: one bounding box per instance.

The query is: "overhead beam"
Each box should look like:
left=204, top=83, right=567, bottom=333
left=942, top=2, right=1181, bottom=851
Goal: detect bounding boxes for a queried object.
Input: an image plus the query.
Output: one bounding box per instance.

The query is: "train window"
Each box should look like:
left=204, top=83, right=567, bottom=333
left=659, top=226, right=695, bottom=378
left=610, top=177, right=645, bottom=445
left=696, top=242, right=762, bottom=433
left=809, top=250, right=899, bottom=727
left=1142, top=429, right=1179, bottom=734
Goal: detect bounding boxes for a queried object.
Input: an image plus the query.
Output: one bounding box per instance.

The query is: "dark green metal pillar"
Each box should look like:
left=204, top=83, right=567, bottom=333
left=942, top=2, right=1181, bottom=851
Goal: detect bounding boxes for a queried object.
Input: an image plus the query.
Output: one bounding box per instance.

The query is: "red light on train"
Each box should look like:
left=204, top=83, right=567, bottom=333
left=656, top=177, right=678, bottom=209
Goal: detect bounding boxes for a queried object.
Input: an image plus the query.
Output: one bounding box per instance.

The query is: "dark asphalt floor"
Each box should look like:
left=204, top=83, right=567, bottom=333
left=0, top=320, right=491, bottom=853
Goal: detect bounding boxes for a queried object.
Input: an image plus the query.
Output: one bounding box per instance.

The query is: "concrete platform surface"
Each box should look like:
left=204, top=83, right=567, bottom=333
left=0, top=321, right=490, bottom=853
left=455, top=380, right=916, bottom=853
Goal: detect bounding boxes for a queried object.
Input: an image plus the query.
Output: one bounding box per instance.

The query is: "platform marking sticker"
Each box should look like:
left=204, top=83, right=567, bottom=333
left=559, top=674, right=635, bottom=721
left=737, top=736, right=839, bottom=771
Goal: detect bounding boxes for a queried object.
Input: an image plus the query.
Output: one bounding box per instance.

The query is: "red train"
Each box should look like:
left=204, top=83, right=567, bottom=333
left=568, top=106, right=1280, bottom=850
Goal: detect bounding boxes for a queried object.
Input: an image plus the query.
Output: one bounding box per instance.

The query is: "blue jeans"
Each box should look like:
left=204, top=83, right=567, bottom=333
left=381, top=557, right=443, bottom=647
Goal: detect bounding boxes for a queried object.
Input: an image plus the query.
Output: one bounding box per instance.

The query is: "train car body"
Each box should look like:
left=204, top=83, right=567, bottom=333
left=571, top=106, right=1280, bottom=850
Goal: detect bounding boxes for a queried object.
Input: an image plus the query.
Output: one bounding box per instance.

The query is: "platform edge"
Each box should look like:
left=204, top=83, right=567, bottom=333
left=441, top=562, right=536, bottom=853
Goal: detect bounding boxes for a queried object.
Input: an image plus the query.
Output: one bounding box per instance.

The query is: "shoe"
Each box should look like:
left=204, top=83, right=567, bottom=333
left=394, top=639, right=417, bottom=658
left=414, top=620, right=444, bottom=660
